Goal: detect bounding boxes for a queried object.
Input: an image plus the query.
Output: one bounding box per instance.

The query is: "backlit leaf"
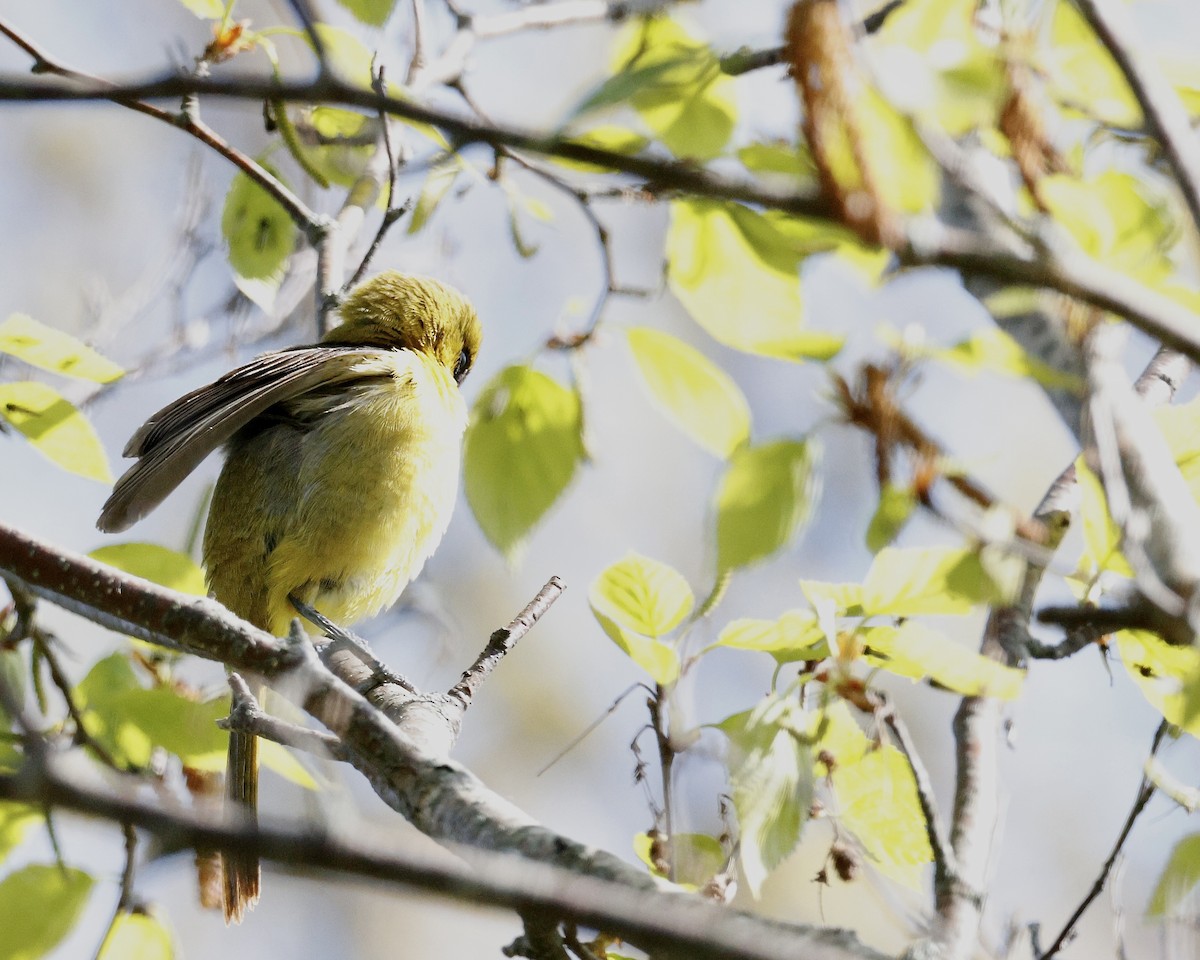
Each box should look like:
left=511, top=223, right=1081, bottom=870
left=0, top=315, right=123, bottom=384
left=464, top=366, right=584, bottom=557
left=97, top=911, right=174, bottom=960
left=0, top=865, right=93, bottom=960
left=553, top=126, right=649, bottom=173
left=90, top=544, right=206, bottom=596
left=719, top=696, right=812, bottom=895
left=1149, top=833, right=1200, bottom=917
left=716, top=439, right=819, bottom=573
left=1075, top=460, right=1133, bottom=577
left=626, top=327, right=750, bottom=457
left=866, top=483, right=916, bottom=553
left=0, top=381, right=111, bottom=482
left=1047, top=1, right=1140, bottom=127
left=221, top=165, right=295, bottom=284
left=591, top=608, right=680, bottom=686
left=408, top=157, right=463, bottom=234
left=633, top=831, right=725, bottom=887
left=861, top=622, right=1024, bottom=698
left=0, top=803, right=38, bottom=864
left=862, top=546, right=1012, bottom=616
left=667, top=199, right=845, bottom=361
left=578, top=17, right=736, bottom=160
left=1116, top=630, right=1200, bottom=738
left=590, top=553, right=694, bottom=638
left=333, top=0, right=399, bottom=27
left=711, top=610, right=827, bottom=661
left=174, top=0, right=223, bottom=17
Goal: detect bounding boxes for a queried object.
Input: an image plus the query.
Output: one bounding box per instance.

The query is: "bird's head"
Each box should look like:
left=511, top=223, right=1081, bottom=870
left=325, top=272, right=482, bottom=384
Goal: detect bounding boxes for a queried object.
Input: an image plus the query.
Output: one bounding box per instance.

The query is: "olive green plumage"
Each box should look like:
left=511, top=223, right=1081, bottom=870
left=98, top=272, right=482, bottom=922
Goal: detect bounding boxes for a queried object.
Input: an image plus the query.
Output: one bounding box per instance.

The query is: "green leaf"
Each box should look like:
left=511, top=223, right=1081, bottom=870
left=290, top=107, right=378, bottom=189
left=1116, top=630, right=1200, bottom=738
left=798, top=580, right=865, bottom=618
left=578, top=17, right=737, bottom=160
left=861, top=546, right=1012, bottom=616
left=861, top=622, right=1024, bottom=698
left=1040, top=171, right=1174, bottom=279
left=221, top=166, right=295, bottom=284
left=633, top=832, right=725, bottom=887
left=590, top=554, right=694, bottom=638
left=97, top=911, right=174, bottom=960
left=0, top=802, right=39, bottom=864
left=174, top=0, right=224, bottom=17
left=737, top=141, right=816, bottom=180
left=0, top=315, right=123, bottom=384
left=1048, top=1, right=1140, bottom=127
left=464, top=366, right=584, bottom=557
left=259, top=738, right=319, bottom=789
left=626, top=327, right=751, bottom=458
left=1150, top=834, right=1200, bottom=917
left=332, top=0, right=398, bottom=27
left=0, top=865, right=93, bottom=960
left=74, top=654, right=222, bottom=770
left=915, top=327, right=1086, bottom=393
left=408, top=158, right=463, bottom=234
left=865, top=483, right=916, bottom=553
left=552, top=126, right=649, bottom=173
left=89, top=544, right=206, bottom=596
left=666, top=199, right=846, bottom=361
left=1075, top=460, right=1133, bottom=577
left=872, top=0, right=1004, bottom=135
left=0, top=381, right=112, bottom=482
left=715, top=439, right=819, bottom=574
left=719, top=696, right=812, bottom=895
left=591, top=608, right=681, bottom=686
left=711, top=610, right=827, bottom=662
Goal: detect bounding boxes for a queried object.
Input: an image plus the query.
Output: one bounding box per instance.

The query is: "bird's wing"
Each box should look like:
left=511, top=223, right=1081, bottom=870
left=98, top=346, right=392, bottom=533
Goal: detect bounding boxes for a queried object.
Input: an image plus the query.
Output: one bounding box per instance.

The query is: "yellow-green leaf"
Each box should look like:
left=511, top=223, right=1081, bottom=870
left=862, top=546, right=1011, bottom=616
left=1075, top=460, right=1133, bottom=577
left=579, top=17, right=737, bottom=160
left=866, top=483, right=916, bottom=553
left=0, top=381, right=112, bottom=482
left=591, top=608, right=681, bottom=686
left=174, top=0, right=223, bottom=17
left=633, top=831, right=725, bottom=887
left=408, top=157, right=463, bottom=234
left=0, top=315, right=123, bottom=384
left=98, top=911, right=174, bottom=960
left=0, top=802, right=39, bottom=863
left=464, top=366, right=584, bottom=557
left=626, top=327, right=750, bottom=458
left=716, top=439, right=819, bottom=574
left=554, top=126, right=649, bottom=174
left=590, top=553, right=694, bottom=638
left=718, top=696, right=812, bottom=895
left=1149, top=833, right=1200, bottom=917
left=711, top=611, right=827, bottom=661
left=738, top=141, right=816, bottom=180
left=1116, top=630, right=1200, bottom=738
left=925, top=328, right=1086, bottom=393
left=221, top=166, right=295, bottom=283
left=667, top=199, right=845, bottom=361
left=0, top=865, right=93, bottom=960
left=1048, top=1, right=1141, bottom=127
left=333, top=0, right=398, bottom=28
left=799, top=580, right=865, bottom=617
left=872, top=0, right=1004, bottom=135
left=861, top=622, right=1024, bottom=698
left=90, top=544, right=206, bottom=596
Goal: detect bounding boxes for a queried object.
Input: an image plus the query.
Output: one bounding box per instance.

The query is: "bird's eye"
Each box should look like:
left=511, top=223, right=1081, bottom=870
left=453, top=347, right=471, bottom=384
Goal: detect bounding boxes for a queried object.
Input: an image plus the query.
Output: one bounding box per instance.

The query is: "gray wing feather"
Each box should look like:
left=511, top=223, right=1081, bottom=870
left=98, top=346, right=386, bottom=533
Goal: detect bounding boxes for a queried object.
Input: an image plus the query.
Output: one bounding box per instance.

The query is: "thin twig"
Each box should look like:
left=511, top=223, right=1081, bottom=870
left=447, top=576, right=565, bottom=712
left=221, top=673, right=351, bottom=761
left=1038, top=721, right=1168, bottom=959
left=92, top=823, right=140, bottom=960
left=881, top=707, right=958, bottom=898
left=0, top=20, right=324, bottom=237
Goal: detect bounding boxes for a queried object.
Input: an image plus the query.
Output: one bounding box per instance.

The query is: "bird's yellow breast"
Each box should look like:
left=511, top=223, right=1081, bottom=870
left=203, top=349, right=466, bottom=635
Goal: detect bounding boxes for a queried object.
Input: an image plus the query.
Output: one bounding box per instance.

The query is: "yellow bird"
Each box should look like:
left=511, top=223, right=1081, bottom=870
left=98, top=272, right=482, bottom=922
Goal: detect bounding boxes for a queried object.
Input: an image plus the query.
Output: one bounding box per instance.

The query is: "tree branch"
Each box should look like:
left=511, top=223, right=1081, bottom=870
left=0, top=522, right=885, bottom=960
